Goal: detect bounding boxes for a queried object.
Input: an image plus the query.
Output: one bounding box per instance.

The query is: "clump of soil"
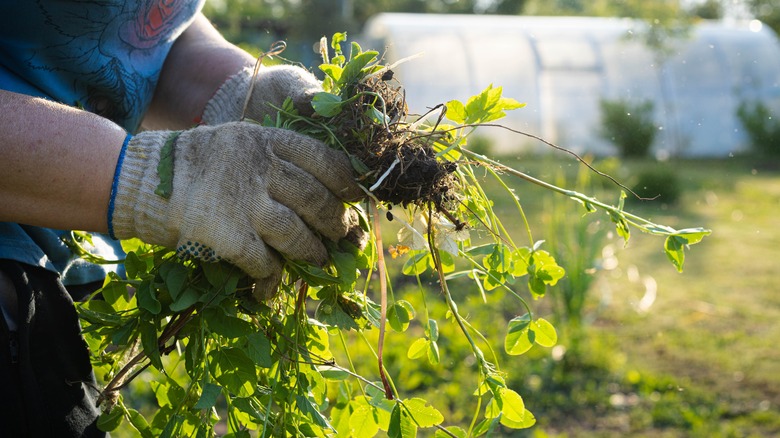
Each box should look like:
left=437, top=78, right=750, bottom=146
left=330, top=73, right=459, bottom=212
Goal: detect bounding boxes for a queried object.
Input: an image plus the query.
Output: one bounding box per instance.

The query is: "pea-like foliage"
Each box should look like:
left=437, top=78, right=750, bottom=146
left=72, top=33, right=710, bottom=437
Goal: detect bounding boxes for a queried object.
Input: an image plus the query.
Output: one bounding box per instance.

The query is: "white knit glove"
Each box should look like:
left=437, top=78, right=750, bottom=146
left=110, top=122, right=364, bottom=299
left=201, top=65, right=321, bottom=125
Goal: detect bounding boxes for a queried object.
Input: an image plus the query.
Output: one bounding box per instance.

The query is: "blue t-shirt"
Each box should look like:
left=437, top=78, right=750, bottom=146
left=0, top=0, right=204, bottom=285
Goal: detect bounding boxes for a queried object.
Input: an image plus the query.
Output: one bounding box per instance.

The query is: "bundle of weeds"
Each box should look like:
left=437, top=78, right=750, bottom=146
left=266, top=37, right=459, bottom=217
left=70, top=33, right=712, bottom=438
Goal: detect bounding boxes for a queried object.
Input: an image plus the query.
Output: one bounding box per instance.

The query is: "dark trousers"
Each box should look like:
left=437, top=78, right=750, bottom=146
left=0, top=260, right=105, bottom=437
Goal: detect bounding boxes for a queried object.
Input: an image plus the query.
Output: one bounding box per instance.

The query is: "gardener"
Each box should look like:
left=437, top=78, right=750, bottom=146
left=0, top=2, right=361, bottom=436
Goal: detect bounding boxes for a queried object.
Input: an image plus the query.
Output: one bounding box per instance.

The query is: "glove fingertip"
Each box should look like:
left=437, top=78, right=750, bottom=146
left=252, top=272, right=283, bottom=302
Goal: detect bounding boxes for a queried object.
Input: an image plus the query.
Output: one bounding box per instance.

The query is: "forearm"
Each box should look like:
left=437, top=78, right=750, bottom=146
left=0, top=90, right=126, bottom=232
left=142, top=13, right=254, bottom=130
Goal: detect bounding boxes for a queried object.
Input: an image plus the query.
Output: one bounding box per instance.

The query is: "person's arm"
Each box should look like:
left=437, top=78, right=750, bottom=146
left=141, top=13, right=254, bottom=130
left=0, top=90, right=126, bottom=232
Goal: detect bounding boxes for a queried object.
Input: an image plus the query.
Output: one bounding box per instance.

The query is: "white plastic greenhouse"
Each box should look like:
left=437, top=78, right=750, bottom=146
left=360, top=14, right=780, bottom=157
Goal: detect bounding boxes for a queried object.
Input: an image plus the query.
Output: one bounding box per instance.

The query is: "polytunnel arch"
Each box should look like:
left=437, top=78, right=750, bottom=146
left=359, top=13, right=780, bottom=157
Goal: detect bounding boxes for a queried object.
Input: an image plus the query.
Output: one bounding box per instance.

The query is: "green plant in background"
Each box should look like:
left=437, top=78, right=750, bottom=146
left=599, top=98, right=658, bottom=158
left=72, top=33, right=711, bottom=437
left=543, top=160, right=611, bottom=353
left=629, top=167, right=682, bottom=205
left=736, top=100, right=780, bottom=157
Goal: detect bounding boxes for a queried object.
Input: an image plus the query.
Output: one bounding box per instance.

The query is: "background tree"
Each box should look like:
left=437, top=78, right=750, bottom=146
left=747, top=0, right=780, bottom=35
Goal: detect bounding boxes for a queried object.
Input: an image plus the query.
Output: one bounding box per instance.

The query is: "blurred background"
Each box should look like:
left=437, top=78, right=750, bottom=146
left=195, top=1, right=780, bottom=436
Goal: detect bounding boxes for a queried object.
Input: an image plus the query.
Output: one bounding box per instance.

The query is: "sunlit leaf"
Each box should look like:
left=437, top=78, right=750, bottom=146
left=404, top=398, right=444, bottom=427
left=388, top=402, right=417, bottom=438
left=402, top=252, right=431, bottom=276
left=319, top=64, right=343, bottom=83
left=484, top=244, right=513, bottom=273
left=407, top=338, right=428, bottom=359
left=498, top=387, right=526, bottom=422
left=388, top=300, right=415, bottom=332
left=427, top=340, right=440, bottom=365
left=532, top=318, right=558, bottom=347
left=445, top=99, right=467, bottom=124
left=340, top=51, right=379, bottom=85
left=609, top=211, right=631, bottom=242
left=127, top=408, right=154, bottom=438
left=297, top=394, right=333, bottom=430
left=664, top=235, right=687, bottom=272
left=673, top=227, right=711, bottom=245
left=505, top=314, right=534, bottom=355
left=499, top=408, right=536, bottom=429
left=434, top=426, right=467, bottom=437
left=349, top=401, right=380, bottom=438
left=426, top=319, right=439, bottom=342
left=318, top=365, right=350, bottom=381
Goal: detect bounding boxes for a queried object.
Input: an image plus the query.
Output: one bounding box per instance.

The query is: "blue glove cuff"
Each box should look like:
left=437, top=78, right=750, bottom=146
left=107, top=133, right=132, bottom=240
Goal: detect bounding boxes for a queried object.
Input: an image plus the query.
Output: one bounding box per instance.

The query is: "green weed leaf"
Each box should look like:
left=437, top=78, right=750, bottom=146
left=139, top=315, right=162, bottom=370
left=97, top=405, right=124, bottom=432
left=159, top=261, right=188, bottom=301
left=208, top=348, right=256, bottom=397
left=124, top=251, right=147, bottom=280
left=673, top=227, right=711, bottom=245
left=169, top=286, right=199, bottom=312
left=445, top=100, right=467, bottom=124
left=664, top=235, right=687, bottom=272
left=484, top=244, right=513, bottom=273
left=499, top=408, right=536, bottom=429
left=194, top=383, right=222, bottom=410
left=331, top=32, right=347, bottom=55
left=497, top=387, right=526, bottom=422
left=245, top=332, right=273, bottom=368
left=388, top=402, right=417, bottom=438
left=404, top=398, right=444, bottom=427
left=339, top=51, right=379, bottom=86
left=609, top=210, right=631, bottom=243
left=127, top=408, right=153, bottom=438
left=136, top=282, right=161, bottom=315
left=349, top=400, right=380, bottom=438
left=532, top=318, right=558, bottom=347
left=319, top=65, right=343, bottom=83
left=428, top=340, right=441, bottom=365
left=315, top=296, right=360, bottom=331
left=151, top=378, right=185, bottom=409
left=402, top=252, right=431, bottom=275
left=505, top=314, right=534, bottom=356
left=312, top=92, right=343, bottom=116
left=203, top=307, right=254, bottom=338
left=388, top=300, right=415, bottom=332
left=407, top=338, right=428, bottom=359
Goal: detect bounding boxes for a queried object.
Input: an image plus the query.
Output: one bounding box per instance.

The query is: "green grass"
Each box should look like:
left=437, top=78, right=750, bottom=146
left=486, top=154, right=780, bottom=437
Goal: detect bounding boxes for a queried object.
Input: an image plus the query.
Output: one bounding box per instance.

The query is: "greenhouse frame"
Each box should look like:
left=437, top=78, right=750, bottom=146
left=360, top=13, right=780, bottom=157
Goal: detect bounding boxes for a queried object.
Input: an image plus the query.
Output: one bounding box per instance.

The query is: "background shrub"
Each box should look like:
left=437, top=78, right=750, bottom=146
left=630, top=167, right=682, bottom=205
left=736, top=100, right=780, bottom=157
left=599, top=98, right=658, bottom=158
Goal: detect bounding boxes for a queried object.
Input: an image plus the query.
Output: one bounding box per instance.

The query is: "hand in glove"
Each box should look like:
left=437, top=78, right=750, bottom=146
left=110, top=122, right=364, bottom=299
left=201, top=65, right=321, bottom=125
